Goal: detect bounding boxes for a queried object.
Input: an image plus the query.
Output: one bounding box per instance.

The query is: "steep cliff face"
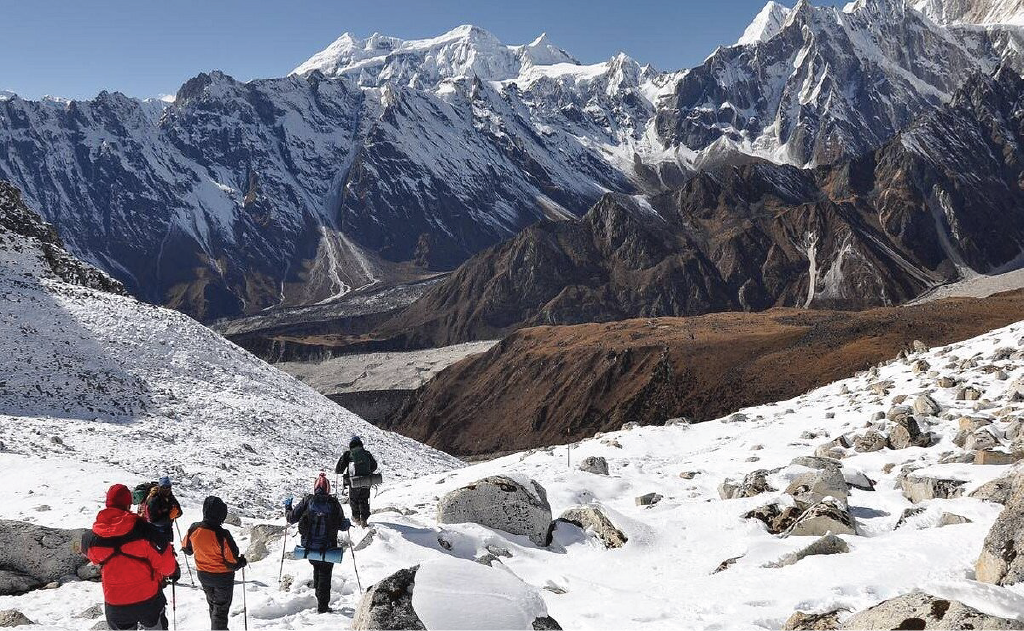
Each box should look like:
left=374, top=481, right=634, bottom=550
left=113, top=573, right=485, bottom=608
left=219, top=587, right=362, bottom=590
left=3, top=2, right=1023, bottom=321
left=377, top=69, right=1024, bottom=348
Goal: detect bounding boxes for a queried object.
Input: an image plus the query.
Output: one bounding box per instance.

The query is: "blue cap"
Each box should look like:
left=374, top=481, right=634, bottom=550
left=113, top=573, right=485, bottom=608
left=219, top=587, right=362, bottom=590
left=159, top=476, right=172, bottom=487
left=349, top=435, right=363, bottom=447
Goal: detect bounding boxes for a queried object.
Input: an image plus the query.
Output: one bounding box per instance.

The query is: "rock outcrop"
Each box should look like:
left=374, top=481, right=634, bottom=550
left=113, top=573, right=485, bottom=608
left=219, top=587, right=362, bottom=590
left=0, top=521, right=92, bottom=595
left=976, top=474, right=1024, bottom=585
left=840, top=591, right=1024, bottom=629
left=353, top=566, right=426, bottom=630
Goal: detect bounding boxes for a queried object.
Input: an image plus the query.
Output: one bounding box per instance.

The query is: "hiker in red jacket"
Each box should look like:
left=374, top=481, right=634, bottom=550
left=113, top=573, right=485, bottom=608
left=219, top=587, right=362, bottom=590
left=82, top=484, right=180, bottom=630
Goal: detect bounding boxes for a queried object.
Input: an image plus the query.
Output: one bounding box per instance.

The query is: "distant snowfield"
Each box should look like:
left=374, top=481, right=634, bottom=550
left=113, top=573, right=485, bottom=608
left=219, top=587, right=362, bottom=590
left=278, top=340, right=497, bottom=395
left=5, top=306, right=1024, bottom=627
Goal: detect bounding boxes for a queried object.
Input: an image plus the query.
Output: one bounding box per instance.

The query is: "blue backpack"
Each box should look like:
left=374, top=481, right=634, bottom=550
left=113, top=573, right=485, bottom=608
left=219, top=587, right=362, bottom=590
left=299, top=495, right=341, bottom=550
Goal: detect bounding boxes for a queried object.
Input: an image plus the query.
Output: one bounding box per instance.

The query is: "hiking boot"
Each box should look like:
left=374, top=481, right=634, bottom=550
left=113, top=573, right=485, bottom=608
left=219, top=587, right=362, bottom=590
left=318, top=607, right=333, bottom=614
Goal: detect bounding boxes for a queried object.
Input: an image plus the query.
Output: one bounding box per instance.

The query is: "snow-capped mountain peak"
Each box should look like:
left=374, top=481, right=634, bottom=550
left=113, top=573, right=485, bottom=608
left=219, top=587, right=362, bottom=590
left=914, top=0, right=1024, bottom=24
left=736, top=1, right=792, bottom=45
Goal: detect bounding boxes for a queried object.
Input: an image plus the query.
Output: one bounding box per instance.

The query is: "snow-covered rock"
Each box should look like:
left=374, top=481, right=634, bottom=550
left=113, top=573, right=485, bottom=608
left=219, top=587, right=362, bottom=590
left=976, top=472, right=1024, bottom=584
left=840, top=590, right=1024, bottom=629
left=437, top=477, right=553, bottom=546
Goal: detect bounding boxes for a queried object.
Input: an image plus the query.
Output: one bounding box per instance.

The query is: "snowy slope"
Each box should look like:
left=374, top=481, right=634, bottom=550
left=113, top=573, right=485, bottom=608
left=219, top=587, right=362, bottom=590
left=915, top=0, right=1024, bottom=24
left=0, top=185, right=459, bottom=517
left=3, top=299, right=1024, bottom=627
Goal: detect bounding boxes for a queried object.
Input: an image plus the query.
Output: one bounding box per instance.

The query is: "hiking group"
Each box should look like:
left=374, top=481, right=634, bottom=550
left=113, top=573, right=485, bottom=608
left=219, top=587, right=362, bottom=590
left=80, top=436, right=380, bottom=630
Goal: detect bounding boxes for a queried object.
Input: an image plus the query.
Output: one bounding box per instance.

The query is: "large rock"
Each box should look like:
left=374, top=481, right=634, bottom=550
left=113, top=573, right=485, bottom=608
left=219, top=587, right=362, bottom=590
left=888, top=416, right=932, bottom=449
left=556, top=506, right=627, bottom=549
left=840, top=591, right=1024, bottom=629
left=719, top=470, right=774, bottom=499
left=913, top=394, right=941, bottom=416
left=900, top=475, right=967, bottom=503
left=971, top=474, right=1019, bottom=504
left=355, top=559, right=560, bottom=630
left=786, top=499, right=856, bottom=537
left=783, top=610, right=841, bottom=630
left=976, top=474, right=1024, bottom=585
left=853, top=431, right=886, bottom=453
left=437, top=476, right=553, bottom=547
left=353, top=566, right=426, bottom=630
left=0, top=610, right=34, bottom=628
left=577, top=456, right=608, bottom=476
left=964, top=428, right=998, bottom=452
left=785, top=469, right=849, bottom=507
left=245, top=523, right=287, bottom=563
left=764, top=533, right=848, bottom=568
left=0, top=520, right=90, bottom=595
left=744, top=503, right=804, bottom=535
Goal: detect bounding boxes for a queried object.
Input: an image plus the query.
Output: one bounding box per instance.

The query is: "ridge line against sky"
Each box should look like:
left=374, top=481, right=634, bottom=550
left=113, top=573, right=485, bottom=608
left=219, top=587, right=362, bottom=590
left=1, top=0, right=846, bottom=101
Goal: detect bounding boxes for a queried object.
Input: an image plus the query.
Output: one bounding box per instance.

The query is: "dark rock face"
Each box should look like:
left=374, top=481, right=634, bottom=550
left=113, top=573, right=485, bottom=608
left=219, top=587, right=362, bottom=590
left=352, top=566, right=426, bottom=630
left=0, top=182, right=123, bottom=295
left=0, top=520, right=92, bottom=596
left=381, top=69, right=1024, bottom=348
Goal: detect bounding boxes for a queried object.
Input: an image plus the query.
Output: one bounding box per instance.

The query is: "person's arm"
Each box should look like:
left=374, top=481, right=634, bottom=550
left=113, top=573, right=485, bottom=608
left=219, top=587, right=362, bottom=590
left=285, top=497, right=307, bottom=525
left=148, top=539, right=179, bottom=578
left=170, top=496, right=182, bottom=521
left=335, top=452, right=350, bottom=475
left=368, top=452, right=378, bottom=473
left=222, top=529, right=246, bottom=570
left=181, top=524, right=197, bottom=556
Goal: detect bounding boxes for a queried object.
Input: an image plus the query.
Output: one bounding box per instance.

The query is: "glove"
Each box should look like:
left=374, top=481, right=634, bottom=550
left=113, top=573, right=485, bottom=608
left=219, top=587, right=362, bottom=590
left=283, top=497, right=293, bottom=509
left=235, top=555, right=248, bottom=570
left=170, top=562, right=181, bottom=584
left=341, top=517, right=352, bottom=531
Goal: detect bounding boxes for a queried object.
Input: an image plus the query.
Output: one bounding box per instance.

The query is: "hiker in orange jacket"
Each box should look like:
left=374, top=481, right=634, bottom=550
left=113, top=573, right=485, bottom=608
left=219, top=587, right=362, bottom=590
left=182, top=496, right=247, bottom=630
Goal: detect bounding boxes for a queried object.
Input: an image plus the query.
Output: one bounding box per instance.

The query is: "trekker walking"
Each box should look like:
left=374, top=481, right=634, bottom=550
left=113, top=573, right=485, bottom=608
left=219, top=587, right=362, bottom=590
left=81, top=484, right=180, bottom=630
left=335, top=436, right=378, bottom=527
left=181, top=496, right=248, bottom=630
left=285, top=473, right=350, bottom=613
left=145, top=476, right=183, bottom=545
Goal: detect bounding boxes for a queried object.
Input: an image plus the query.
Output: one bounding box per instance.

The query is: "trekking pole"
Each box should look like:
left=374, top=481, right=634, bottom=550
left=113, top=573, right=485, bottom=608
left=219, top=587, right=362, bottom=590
left=241, top=566, right=249, bottom=631
left=347, top=529, right=363, bottom=592
left=171, top=581, right=177, bottom=631
left=174, top=521, right=195, bottom=587
left=278, top=522, right=288, bottom=584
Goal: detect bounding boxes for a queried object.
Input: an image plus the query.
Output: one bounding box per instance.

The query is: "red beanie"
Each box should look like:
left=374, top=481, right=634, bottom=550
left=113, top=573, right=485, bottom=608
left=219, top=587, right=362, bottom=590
left=314, top=473, right=330, bottom=495
left=106, top=484, right=133, bottom=510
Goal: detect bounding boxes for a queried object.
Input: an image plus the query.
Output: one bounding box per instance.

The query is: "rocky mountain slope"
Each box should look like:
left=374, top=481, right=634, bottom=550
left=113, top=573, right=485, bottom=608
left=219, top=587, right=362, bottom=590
left=4, top=0, right=1024, bottom=320
left=372, top=66, right=1024, bottom=348
left=0, top=181, right=458, bottom=512
left=387, top=291, right=1024, bottom=456
left=3, top=315, right=1024, bottom=628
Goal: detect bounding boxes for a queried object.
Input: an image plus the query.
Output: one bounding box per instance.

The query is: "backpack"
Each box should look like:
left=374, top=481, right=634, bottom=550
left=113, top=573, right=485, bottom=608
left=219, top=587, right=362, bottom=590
left=298, top=495, right=341, bottom=550
left=133, top=482, right=157, bottom=507
left=350, top=448, right=374, bottom=476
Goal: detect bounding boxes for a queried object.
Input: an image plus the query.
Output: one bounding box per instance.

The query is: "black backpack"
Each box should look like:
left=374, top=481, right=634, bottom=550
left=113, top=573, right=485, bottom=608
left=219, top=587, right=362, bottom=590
left=350, top=448, right=374, bottom=476
left=299, top=495, right=341, bottom=549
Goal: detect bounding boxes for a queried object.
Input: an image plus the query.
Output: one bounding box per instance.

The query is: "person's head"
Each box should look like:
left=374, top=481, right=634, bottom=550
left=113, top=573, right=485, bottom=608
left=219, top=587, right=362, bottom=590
left=106, top=484, right=133, bottom=511
left=158, top=476, right=172, bottom=495
left=349, top=435, right=363, bottom=450
left=313, top=472, right=330, bottom=496
left=202, top=496, right=228, bottom=526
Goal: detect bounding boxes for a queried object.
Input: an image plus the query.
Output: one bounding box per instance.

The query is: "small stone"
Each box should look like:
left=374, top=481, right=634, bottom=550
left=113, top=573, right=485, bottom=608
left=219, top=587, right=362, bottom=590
left=938, top=513, right=972, bottom=527
left=912, top=340, right=928, bottom=353
left=679, top=471, right=699, bottom=479
left=635, top=492, right=663, bottom=507
left=938, top=376, right=958, bottom=388
left=577, top=456, right=609, bottom=476
left=782, top=610, right=841, bottom=630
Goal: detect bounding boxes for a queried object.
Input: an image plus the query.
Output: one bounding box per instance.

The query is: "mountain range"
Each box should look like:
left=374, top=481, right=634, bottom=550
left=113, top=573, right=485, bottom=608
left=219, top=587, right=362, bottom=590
left=4, top=0, right=1024, bottom=324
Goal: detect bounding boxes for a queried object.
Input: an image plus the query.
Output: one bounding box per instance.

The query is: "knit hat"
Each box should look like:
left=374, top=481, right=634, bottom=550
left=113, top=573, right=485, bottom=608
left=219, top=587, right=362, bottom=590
left=349, top=435, right=363, bottom=448
left=158, top=476, right=172, bottom=488
left=313, top=472, right=330, bottom=495
left=106, top=484, right=133, bottom=510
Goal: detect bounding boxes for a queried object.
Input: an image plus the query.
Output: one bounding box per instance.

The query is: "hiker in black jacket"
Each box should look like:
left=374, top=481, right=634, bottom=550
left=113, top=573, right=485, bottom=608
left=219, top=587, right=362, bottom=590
left=285, top=473, right=350, bottom=614
left=334, top=435, right=378, bottom=527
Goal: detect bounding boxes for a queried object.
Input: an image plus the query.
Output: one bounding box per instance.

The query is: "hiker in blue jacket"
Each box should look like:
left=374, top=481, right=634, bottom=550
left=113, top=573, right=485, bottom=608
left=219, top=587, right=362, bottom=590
left=285, top=473, right=350, bottom=614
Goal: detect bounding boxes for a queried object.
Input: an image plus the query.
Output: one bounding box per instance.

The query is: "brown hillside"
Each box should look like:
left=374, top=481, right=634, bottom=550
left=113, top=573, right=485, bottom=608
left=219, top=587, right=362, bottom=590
left=384, top=291, right=1024, bottom=456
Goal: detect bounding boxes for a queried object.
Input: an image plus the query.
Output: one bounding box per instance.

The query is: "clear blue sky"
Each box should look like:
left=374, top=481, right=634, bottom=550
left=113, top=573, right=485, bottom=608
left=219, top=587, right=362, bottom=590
left=1, top=0, right=846, bottom=100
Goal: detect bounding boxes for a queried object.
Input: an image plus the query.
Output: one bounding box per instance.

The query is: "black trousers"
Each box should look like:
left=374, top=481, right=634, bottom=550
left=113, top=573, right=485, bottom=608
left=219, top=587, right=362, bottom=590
left=349, top=487, right=371, bottom=523
left=198, top=571, right=235, bottom=630
left=310, top=560, right=334, bottom=612
left=105, top=591, right=167, bottom=630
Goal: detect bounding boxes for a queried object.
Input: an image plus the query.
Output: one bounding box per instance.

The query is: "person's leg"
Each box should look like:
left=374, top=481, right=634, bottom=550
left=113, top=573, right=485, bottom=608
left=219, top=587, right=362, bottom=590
left=209, top=573, right=235, bottom=630
left=356, top=488, right=371, bottom=525
left=139, top=592, right=169, bottom=630
left=312, top=560, right=334, bottom=612
left=104, top=603, right=135, bottom=631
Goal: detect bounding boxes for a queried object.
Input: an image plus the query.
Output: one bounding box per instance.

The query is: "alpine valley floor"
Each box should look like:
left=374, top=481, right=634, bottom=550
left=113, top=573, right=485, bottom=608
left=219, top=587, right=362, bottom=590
left=3, top=320, right=1024, bottom=628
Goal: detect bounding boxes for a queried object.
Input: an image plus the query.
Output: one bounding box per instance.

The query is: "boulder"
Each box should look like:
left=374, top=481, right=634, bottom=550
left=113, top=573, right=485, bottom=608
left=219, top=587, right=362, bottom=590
left=913, top=394, right=941, bottom=416
left=888, top=416, right=931, bottom=449
left=957, top=386, right=983, bottom=401
left=577, top=456, right=609, bottom=476
left=635, top=493, right=663, bottom=507
left=938, top=376, right=958, bottom=388
left=840, top=591, right=1024, bottom=629
left=744, top=503, right=804, bottom=535
left=853, top=431, right=886, bottom=453
left=0, top=520, right=90, bottom=595
left=814, top=436, right=851, bottom=460
left=438, top=476, right=553, bottom=547
left=791, top=456, right=842, bottom=472
left=719, top=470, right=774, bottom=500
left=938, top=513, right=972, bottom=527
left=912, top=340, right=928, bottom=353
left=785, top=469, right=849, bottom=507
left=556, top=506, right=627, bottom=549
left=959, top=417, right=993, bottom=432
left=244, top=524, right=286, bottom=563
left=887, top=405, right=913, bottom=421
left=783, top=610, right=841, bottom=630
left=894, top=507, right=926, bottom=530
left=786, top=499, right=856, bottom=537
left=900, top=475, right=967, bottom=503
left=764, top=533, right=849, bottom=568
left=974, top=450, right=1023, bottom=466
left=964, top=428, right=998, bottom=452
left=678, top=471, right=699, bottom=480
left=969, top=474, right=1018, bottom=504
left=911, top=359, right=931, bottom=374
left=0, top=610, right=33, bottom=627
left=976, top=475, right=1024, bottom=585
left=223, top=512, right=242, bottom=527
left=353, top=566, right=426, bottom=630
